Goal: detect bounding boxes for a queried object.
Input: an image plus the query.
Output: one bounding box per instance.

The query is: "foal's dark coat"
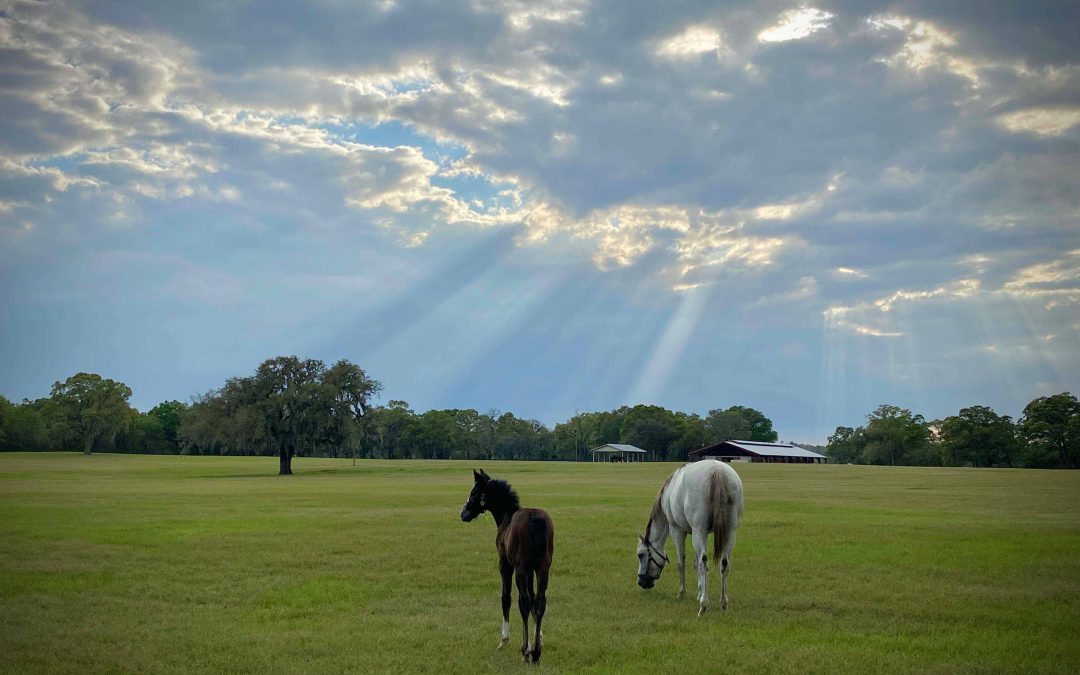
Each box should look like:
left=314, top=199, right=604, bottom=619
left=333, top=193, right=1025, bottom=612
left=460, top=469, right=554, bottom=664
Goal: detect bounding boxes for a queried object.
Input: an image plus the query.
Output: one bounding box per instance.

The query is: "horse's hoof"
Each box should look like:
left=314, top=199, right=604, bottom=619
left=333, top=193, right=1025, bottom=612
left=677, top=591, right=685, bottom=600
left=531, top=649, right=542, bottom=664
left=497, top=637, right=509, bottom=649
left=698, top=605, right=708, bottom=617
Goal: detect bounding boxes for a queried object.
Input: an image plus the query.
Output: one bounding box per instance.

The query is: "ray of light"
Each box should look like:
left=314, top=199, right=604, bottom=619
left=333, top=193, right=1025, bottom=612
left=305, top=227, right=519, bottom=358
left=1000, top=291, right=1071, bottom=390
left=962, top=292, right=1020, bottom=407
left=438, top=269, right=677, bottom=421
left=407, top=270, right=566, bottom=403
left=820, top=307, right=850, bottom=432
left=625, top=285, right=710, bottom=406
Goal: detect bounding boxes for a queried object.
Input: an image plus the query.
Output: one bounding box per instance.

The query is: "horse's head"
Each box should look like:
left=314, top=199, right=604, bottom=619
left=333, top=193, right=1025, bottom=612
left=636, top=533, right=668, bottom=589
left=460, top=468, right=491, bottom=522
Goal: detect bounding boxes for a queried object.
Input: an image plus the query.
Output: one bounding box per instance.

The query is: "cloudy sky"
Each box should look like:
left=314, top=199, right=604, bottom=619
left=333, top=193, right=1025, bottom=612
left=1, top=0, right=1078, bottom=442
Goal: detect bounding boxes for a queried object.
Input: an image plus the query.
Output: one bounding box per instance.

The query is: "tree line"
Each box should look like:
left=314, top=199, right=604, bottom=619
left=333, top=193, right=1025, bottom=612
left=2, top=356, right=1075, bottom=471
left=0, top=355, right=777, bottom=473
left=825, top=396, right=1080, bottom=469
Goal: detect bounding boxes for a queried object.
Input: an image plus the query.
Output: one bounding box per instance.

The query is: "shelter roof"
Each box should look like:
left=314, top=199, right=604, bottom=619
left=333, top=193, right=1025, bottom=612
left=690, top=440, right=826, bottom=459
left=592, top=444, right=647, bottom=453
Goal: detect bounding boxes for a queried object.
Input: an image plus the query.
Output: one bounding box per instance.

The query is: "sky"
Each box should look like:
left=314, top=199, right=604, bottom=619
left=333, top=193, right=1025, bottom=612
left=1, top=0, right=1078, bottom=443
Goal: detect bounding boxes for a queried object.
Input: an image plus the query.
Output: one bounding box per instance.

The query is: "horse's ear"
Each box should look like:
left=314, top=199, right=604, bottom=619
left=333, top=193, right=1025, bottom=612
left=478, top=468, right=490, bottom=481
left=473, top=468, right=481, bottom=481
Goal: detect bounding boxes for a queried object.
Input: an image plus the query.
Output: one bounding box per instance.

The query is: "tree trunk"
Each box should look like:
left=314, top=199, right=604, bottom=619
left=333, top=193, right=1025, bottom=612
left=83, top=433, right=93, bottom=456
left=279, top=445, right=293, bottom=475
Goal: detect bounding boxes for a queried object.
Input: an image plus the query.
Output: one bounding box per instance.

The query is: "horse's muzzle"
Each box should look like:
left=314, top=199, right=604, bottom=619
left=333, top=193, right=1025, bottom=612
left=460, top=508, right=475, bottom=522
left=637, top=574, right=655, bottom=589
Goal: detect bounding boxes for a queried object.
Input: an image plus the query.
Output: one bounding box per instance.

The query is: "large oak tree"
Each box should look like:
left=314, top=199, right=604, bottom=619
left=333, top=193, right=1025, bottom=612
left=50, top=373, right=133, bottom=455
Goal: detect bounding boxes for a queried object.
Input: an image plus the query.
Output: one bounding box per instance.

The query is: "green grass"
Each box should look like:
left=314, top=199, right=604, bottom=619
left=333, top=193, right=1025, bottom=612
left=1, top=453, right=1078, bottom=673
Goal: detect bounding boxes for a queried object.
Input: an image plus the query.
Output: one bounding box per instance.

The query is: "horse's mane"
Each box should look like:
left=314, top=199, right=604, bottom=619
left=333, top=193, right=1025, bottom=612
left=486, top=478, right=521, bottom=511
left=647, top=470, right=676, bottom=529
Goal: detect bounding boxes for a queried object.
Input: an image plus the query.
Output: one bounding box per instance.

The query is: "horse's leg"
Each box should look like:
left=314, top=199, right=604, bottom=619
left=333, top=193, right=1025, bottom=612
left=672, top=527, right=687, bottom=600
left=498, top=558, right=512, bottom=649
left=691, top=529, right=710, bottom=616
left=530, top=567, right=548, bottom=664
left=515, top=568, right=532, bottom=661
left=721, top=525, right=737, bottom=610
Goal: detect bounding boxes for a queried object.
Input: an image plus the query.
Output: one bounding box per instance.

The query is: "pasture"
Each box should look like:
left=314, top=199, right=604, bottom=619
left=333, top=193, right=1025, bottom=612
left=1, top=453, right=1078, bottom=673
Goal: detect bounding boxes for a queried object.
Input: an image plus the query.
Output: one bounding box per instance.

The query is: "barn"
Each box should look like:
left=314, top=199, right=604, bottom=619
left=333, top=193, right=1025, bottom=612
left=688, top=440, right=827, bottom=464
left=590, top=444, right=648, bottom=462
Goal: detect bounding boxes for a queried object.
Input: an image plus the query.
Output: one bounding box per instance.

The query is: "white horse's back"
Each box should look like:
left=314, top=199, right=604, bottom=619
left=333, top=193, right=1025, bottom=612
left=663, top=460, right=743, bottom=554
left=643, top=460, right=744, bottom=614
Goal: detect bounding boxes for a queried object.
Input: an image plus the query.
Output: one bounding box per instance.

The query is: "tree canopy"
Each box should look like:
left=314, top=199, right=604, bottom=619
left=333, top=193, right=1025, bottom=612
left=823, top=398, right=1080, bottom=469
left=49, top=373, right=133, bottom=455
left=3, top=363, right=1076, bottom=470
left=1019, top=393, right=1080, bottom=469
left=177, top=356, right=382, bottom=474
left=938, top=406, right=1018, bottom=468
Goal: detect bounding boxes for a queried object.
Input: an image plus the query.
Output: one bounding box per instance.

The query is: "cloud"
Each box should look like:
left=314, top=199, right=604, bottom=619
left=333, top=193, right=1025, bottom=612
left=656, top=24, right=725, bottom=59
left=997, top=107, right=1080, bottom=136
left=1, top=0, right=1078, bottom=435
left=758, top=7, right=834, bottom=43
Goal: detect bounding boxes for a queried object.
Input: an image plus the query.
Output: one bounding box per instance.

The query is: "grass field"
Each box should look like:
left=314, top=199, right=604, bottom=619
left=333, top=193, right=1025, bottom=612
left=1, top=453, right=1078, bottom=674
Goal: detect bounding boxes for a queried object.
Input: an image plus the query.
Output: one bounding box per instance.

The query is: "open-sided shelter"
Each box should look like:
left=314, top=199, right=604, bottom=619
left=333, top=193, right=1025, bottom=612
left=590, top=444, right=647, bottom=462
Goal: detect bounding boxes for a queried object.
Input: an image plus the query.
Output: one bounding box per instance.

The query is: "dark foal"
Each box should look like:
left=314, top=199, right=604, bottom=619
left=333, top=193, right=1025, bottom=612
left=461, top=469, right=554, bottom=664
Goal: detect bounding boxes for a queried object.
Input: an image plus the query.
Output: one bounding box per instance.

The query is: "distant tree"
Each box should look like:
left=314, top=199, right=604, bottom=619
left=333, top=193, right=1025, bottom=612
left=149, top=400, right=187, bottom=453
left=726, top=406, right=779, bottom=442
left=1019, top=393, right=1080, bottom=469
left=493, top=412, right=552, bottom=460
left=938, top=405, right=1018, bottom=467
left=553, top=413, right=591, bottom=461
left=704, top=406, right=778, bottom=444
left=323, top=360, right=382, bottom=461
left=0, top=395, right=11, bottom=448
left=49, top=373, right=133, bottom=455
left=401, top=410, right=458, bottom=459
left=554, top=409, right=630, bottom=460
left=449, top=409, right=483, bottom=460
left=0, top=396, right=47, bottom=452
left=667, top=412, right=708, bottom=459
left=861, top=404, right=935, bottom=466
left=704, top=409, right=751, bottom=443
left=826, top=426, right=864, bottom=464
left=620, top=405, right=681, bottom=460
left=114, top=401, right=190, bottom=455
left=253, top=356, right=381, bottom=474
left=177, top=357, right=380, bottom=472
left=370, top=400, right=415, bottom=459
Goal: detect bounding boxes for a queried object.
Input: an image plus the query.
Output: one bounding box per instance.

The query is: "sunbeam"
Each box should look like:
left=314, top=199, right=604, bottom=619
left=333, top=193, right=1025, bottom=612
left=403, top=269, right=565, bottom=403
left=305, top=227, right=520, bottom=357
left=626, top=285, right=710, bottom=405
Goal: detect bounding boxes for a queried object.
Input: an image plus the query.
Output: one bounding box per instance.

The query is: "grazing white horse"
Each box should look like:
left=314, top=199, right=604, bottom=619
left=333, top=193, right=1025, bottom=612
left=636, top=460, right=744, bottom=616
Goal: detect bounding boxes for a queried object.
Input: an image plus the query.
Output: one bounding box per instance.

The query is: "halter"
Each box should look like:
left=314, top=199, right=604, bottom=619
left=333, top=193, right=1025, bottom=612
left=463, top=493, right=486, bottom=514
left=642, top=519, right=669, bottom=574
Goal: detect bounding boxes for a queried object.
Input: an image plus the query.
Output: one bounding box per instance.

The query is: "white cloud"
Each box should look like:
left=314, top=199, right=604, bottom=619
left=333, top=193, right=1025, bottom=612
left=656, top=25, right=725, bottom=59
left=866, top=15, right=982, bottom=85
left=758, top=7, right=834, bottom=43
left=504, top=0, right=588, bottom=31
left=997, top=108, right=1080, bottom=136
left=834, top=267, right=868, bottom=279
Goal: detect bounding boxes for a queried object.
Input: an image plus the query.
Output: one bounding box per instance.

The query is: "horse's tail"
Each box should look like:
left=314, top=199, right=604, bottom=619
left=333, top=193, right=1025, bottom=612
left=709, top=468, right=740, bottom=564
